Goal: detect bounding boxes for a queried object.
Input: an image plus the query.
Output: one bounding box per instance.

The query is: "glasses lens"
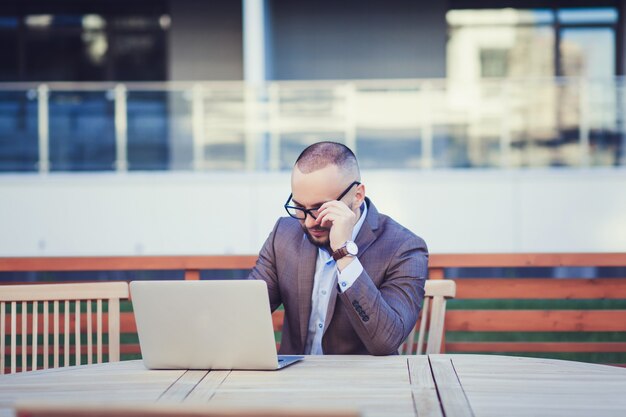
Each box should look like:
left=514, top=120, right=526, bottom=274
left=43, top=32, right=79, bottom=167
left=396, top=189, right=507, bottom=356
left=309, top=208, right=320, bottom=219
left=286, top=206, right=306, bottom=219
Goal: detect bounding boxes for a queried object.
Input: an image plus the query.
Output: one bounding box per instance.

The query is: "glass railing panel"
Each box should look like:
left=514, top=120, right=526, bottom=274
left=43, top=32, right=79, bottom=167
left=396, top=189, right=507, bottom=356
left=48, top=90, right=115, bottom=171
left=278, top=131, right=347, bottom=170
left=0, top=78, right=624, bottom=173
left=277, top=85, right=345, bottom=121
left=167, top=88, right=194, bottom=171
left=201, top=86, right=247, bottom=170
left=432, top=124, right=471, bottom=168
left=274, top=84, right=348, bottom=170
left=587, top=79, right=621, bottom=167
left=430, top=85, right=472, bottom=168
left=353, top=86, right=422, bottom=169
left=554, top=79, right=584, bottom=167
left=504, top=79, right=571, bottom=167
left=0, top=90, right=38, bottom=172
left=357, top=128, right=422, bottom=169
left=127, top=90, right=169, bottom=171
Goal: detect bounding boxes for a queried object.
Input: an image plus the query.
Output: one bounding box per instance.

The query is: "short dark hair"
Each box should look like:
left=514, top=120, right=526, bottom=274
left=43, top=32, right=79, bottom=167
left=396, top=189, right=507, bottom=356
left=295, top=141, right=360, bottom=178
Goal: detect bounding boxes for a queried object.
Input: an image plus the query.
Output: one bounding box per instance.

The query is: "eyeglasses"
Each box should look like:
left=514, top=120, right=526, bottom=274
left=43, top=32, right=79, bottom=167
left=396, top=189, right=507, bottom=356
left=284, top=181, right=361, bottom=220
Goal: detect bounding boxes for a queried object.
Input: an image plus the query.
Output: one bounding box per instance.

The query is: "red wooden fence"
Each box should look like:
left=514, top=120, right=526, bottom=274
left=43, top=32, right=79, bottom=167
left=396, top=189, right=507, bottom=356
left=2, top=253, right=626, bottom=366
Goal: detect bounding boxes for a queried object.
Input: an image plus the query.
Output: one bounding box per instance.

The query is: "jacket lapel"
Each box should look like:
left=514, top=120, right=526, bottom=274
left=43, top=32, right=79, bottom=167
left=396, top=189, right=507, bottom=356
left=355, top=198, right=380, bottom=256
left=297, top=234, right=317, bottom=349
left=323, top=198, right=380, bottom=336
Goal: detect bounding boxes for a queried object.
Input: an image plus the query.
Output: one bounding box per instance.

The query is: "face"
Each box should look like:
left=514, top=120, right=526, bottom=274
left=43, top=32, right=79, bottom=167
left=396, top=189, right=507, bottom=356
left=290, top=164, right=364, bottom=248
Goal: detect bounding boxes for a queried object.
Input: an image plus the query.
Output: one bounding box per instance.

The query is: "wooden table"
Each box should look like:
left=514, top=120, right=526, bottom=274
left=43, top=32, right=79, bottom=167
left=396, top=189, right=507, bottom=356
left=2, top=355, right=626, bottom=417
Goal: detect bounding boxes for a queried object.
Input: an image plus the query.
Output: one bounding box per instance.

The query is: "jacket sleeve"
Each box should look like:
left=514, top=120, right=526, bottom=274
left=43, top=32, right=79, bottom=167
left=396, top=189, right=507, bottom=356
left=338, top=232, right=428, bottom=355
left=247, top=219, right=283, bottom=312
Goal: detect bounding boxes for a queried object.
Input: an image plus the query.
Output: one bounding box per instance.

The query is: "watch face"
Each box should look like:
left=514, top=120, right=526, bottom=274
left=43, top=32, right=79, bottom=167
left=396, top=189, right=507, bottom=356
left=346, top=241, right=359, bottom=256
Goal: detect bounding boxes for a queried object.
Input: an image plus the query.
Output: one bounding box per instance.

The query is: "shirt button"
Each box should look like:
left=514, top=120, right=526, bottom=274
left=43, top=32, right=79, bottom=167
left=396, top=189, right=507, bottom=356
left=318, top=323, right=323, bottom=329
left=321, top=290, right=327, bottom=295
left=341, top=282, right=347, bottom=287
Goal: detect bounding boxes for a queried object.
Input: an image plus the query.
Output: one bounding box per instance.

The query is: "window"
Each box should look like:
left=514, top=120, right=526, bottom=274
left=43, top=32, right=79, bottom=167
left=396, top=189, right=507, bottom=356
left=480, top=48, right=509, bottom=78
left=0, top=3, right=169, bottom=82
left=446, top=7, right=621, bottom=168
left=447, top=7, right=618, bottom=79
left=557, top=8, right=617, bottom=78
left=0, top=17, right=19, bottom=80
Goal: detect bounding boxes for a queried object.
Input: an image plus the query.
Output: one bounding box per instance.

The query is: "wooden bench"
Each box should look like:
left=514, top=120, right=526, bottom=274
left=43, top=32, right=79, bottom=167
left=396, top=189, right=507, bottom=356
left=2, top=253, right=625, bottom=368
left=431, top=254, right=626, bottom=365
left=0, top=282, right=129, bottom=374
left=445, top=278, right=626, bottom=363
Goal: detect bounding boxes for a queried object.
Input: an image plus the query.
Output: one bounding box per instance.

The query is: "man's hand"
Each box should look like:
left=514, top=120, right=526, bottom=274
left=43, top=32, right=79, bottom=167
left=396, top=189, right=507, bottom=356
left=315, top=200, right=358, bottom=251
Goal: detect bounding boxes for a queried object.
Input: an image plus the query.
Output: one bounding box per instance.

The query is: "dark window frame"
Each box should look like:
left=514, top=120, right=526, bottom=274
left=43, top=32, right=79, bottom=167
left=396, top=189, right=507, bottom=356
left=0, top=1, right=169, bottom=82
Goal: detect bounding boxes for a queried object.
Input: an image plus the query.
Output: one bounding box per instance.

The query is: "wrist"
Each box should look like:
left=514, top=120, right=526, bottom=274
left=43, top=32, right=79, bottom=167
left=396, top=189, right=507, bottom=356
left=336, top=255, right=355, bottom=272
left=331, top=235, right=351, bottom=252
left=332, top=240, right=359, bottom=261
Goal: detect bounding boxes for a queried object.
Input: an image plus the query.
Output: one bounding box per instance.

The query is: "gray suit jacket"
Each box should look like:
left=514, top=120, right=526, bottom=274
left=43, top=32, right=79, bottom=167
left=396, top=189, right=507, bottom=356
left=249, top=198, right=428, bottom=355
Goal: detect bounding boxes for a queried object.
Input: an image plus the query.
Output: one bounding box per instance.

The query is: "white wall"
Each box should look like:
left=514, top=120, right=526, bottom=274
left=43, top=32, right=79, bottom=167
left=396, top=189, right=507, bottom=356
left=1, top=169, right=625, bottom=256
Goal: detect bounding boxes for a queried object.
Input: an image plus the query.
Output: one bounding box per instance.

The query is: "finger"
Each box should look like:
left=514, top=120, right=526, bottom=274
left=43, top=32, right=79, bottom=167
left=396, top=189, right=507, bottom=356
left=318, top=208, right=347, bottom=228
left=315, top=211, right=334, bottom=228
left=319, top=200, right=351, bottom=212
left=315, top=209, right=341, bottom=226
left=318, top=205, right=356, bottom=226
left=317, top=203, right=351, bottom=218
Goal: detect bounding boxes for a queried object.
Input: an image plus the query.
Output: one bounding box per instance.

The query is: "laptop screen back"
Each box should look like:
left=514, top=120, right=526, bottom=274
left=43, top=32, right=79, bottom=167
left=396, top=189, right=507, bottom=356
left=130, top=280, right=279, bottom=370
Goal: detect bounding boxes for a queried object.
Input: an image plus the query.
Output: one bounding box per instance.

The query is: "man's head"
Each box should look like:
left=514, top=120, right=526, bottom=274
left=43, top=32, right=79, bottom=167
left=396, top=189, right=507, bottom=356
left=288, top=141, right=365, bottom=248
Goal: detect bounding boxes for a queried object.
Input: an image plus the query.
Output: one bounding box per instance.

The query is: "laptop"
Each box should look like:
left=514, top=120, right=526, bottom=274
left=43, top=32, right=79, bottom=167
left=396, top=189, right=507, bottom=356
left=130, top=280, right=303, bottom=370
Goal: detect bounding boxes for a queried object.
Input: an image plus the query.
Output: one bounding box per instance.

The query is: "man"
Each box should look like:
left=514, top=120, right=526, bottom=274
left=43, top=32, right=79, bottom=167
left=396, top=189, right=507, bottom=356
left=249, top=141, right=428, bottom=355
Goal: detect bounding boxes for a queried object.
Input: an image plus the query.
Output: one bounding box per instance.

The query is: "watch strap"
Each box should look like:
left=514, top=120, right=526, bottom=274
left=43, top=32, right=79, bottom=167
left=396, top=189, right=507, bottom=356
left=332, top=246, right=350, bottom=261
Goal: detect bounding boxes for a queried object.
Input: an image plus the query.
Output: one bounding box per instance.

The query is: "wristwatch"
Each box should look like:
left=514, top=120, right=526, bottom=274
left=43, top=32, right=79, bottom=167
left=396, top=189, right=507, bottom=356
left=332, top=241, right=359, bottom=261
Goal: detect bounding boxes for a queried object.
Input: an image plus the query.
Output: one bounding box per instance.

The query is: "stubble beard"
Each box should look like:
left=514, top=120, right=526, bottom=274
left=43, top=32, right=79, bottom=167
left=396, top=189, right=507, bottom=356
left=302, top=225, right=331, bottom=249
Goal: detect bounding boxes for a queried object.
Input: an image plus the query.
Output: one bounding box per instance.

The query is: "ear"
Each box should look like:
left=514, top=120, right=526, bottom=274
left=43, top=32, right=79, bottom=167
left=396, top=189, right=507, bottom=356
left=353, top=183, right=366, bottom=208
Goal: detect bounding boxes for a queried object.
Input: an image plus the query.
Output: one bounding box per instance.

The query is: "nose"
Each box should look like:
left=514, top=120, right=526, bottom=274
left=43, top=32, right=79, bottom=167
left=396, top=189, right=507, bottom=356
left=304, top=214, right=317, bottom=229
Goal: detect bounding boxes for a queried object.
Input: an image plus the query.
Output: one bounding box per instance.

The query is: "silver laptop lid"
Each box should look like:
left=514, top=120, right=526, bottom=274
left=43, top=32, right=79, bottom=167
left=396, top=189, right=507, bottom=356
left=130, top=280, right=279, bottom=370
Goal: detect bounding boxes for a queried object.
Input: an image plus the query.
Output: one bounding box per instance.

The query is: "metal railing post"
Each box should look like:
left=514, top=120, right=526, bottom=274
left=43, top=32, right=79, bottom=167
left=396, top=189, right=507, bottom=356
left=114, top=84, right=128, bottom=172
left=420, top=82, right=434, bottom=169
left=244, top=84, right=259, bottom=171
left=192, top=84, right=206, bottom=171
left=37, top=84, right=50, bottom=174
left=619, top=77, right=626, bottom=166
left=344, top=82, right=357, bottom=154
left=499, top=80, right=512, bottom=169
left=579, top=78, right=590, bottom=167
left=268, top=83, right=281, bottom=171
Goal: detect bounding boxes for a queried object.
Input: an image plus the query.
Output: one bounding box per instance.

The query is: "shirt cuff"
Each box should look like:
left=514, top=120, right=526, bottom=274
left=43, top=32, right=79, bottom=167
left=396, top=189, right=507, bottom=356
left=337, top=258, right=363, bottom=292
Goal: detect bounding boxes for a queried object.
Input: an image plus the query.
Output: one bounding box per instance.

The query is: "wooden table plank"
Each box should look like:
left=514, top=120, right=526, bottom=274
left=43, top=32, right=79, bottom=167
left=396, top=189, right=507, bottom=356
left=205, top=356, right=416, bottom=417
left=3, top=355, right=626, bottom=417
left=428, top=355, right=474, bottom=417
left=183, top=371, right=231, bottom=404
left=0, top=360, right=183, bottom=417
left=447, top=354, right=626, bottom=417
left=407, top=356, right=443, bottom=417
left=158, top=370, right=208, bottom=403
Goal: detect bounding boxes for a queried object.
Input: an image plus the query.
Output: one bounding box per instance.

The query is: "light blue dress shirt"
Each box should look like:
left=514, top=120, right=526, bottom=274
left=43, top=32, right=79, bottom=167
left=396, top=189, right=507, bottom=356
left=304, top=203, right=368, bottom=355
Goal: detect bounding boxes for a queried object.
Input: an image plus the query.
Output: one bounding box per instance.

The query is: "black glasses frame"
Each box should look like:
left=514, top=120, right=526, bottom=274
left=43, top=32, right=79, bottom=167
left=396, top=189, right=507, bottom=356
left=284, top=181, right=361, bottom=220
